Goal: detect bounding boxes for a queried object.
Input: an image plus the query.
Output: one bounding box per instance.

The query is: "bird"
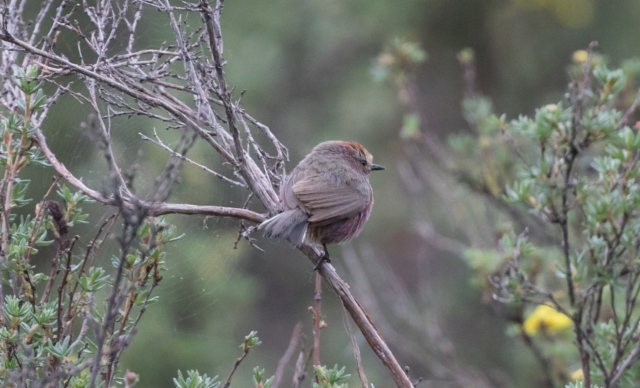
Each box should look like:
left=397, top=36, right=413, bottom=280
left=259, top=140, right=384, bottom=269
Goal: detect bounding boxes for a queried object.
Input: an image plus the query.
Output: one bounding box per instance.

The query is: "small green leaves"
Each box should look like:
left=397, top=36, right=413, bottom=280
left=372, top=36, right=426, bottom=82
left=616, top=126, right=640, bottom=150
left=79, top=267, right=110, bottom=292
left=241, top=331, right=262, bottom=351
left=253, top=367, right=274, bottom=388
left=0, top=327, right=18, bottom=343
left=581, top=108, right=620, bottom=139
left=593, top=65, right=627, bottom=99
left=44, top=337, right=76, bottom=359
left=4, top=295, right=32, bottom=321
left=313, top=365, right=350, bottom=388
left=391, top=37, right=427, bottom=64
left=462, top=97, right=494, bottom=131
left=173, top=370, right=220, bottom=388
left=2, top=113, right=24, bottom=136
left=564, top=382, right=602, bottom=388
left=0, top=69, right=49, bottom=171
left=12, top=65, right=43, bottom=95
left=33, top=304, right=56, bottom=326
left=30, top=88, right=47, bottom=112
left=134, top=291, right=159, bottom=306
left=505, top=180, right=532, bottom=204
left=56, top=185, right=93, bottom=226
left=10, top=178, right=32, bottom=208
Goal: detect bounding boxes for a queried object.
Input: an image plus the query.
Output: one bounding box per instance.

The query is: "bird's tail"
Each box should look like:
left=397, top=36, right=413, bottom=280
left=259, top=209, right=309, bottom=247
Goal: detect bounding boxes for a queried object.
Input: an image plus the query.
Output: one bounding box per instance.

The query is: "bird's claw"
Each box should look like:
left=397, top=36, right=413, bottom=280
left=313, top=254, right=331, bottom=272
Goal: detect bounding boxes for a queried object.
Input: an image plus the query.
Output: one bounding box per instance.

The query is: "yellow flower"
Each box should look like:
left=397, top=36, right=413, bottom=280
left=572, top=50, right=589, bottom=64
left=523, top=305, right=572, bottom=335
left=571, top=368, right=584, bottom=380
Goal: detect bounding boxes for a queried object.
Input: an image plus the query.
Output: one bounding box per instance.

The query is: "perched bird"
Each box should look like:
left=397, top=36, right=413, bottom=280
left=260, top=141, right=384, bottom=268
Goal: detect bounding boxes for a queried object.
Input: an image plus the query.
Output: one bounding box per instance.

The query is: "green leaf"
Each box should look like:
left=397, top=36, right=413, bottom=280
left=173, top=370, right=220, bottom=388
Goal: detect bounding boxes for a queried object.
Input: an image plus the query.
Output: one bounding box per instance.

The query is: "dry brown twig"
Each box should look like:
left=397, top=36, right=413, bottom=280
left=304, top=271, right=327, bottom=384
left=342, top=309, right=369, bottom=388
left=272, top=322, right=303, bottom=388
left=341, top=244, right=495, bottom=388
left=292, top=342, right=314, bottom=388
left=0, top=0, right=414, bottom=387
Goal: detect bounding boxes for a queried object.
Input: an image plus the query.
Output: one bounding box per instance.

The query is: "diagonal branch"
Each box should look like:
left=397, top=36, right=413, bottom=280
left=33, top=128, right=265, bottom=223
left=299, top=246, right=413, bottom=388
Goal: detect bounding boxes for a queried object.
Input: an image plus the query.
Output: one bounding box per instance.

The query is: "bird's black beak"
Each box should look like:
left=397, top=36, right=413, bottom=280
left=371, top=164, right=385, bottom=171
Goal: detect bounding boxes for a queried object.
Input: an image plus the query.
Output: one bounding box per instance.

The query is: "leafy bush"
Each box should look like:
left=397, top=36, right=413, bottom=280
left=454, top=48, right=640, bottom=387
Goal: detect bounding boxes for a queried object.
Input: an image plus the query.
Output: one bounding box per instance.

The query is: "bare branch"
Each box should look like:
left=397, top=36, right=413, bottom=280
left=272, top=322, right=303, bottom=388
left=305, top=245, right=414, bottom=388
left=34, top=127, right=265, bottom=223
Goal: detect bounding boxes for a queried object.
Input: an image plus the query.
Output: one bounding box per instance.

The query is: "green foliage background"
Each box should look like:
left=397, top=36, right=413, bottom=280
left=15, top=0, right=640, bottom=387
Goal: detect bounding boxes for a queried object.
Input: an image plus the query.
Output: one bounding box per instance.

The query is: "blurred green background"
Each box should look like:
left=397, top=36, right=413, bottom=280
left=19, top=0, right=640, bottom=387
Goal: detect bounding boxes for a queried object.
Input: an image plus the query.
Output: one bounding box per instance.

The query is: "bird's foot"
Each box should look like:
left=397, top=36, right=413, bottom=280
left=313, top=253, right=331, bottom=272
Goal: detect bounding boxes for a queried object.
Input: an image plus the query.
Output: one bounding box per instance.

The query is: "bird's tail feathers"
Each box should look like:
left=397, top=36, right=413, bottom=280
left=259, top=209, right=309, bottom=247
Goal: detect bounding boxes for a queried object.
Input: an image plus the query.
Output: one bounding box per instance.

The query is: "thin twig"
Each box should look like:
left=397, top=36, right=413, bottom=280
left=308, top=246, right=414, bottom=387
left=292, top=346, right=314, bottom=388
left=343, top=309, right=369, bottom=388
left=312, top=272, right=323, bottom=368
left=617, top=87, right=640, bottom=129
left=34, top=128, right=265, bottom=223
left=222, top=349, right=250, bottom=388
left=142, top=129, right=247, bottom=188
left=610, top=344, right=640, bottom=387
left=272, top=322, right=303, bottom=388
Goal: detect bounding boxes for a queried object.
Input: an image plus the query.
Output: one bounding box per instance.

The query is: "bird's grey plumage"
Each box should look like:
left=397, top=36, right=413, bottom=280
left=259, top=208, right=309, bottom=246
left=259, top=141, right=379, bottom=247
left=293, top=174, right=369, bottom=224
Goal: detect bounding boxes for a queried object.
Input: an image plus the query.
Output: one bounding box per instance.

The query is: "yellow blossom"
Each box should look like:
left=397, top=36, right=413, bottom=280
left=572, top=50, right=589, bottom=64
left=523, top=305, right=572, bottom=335
left=571, top=368, right=584, bottom=380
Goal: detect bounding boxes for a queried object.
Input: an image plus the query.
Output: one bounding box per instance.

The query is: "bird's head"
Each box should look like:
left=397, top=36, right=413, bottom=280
left=324, top=141, right=385, bottom=174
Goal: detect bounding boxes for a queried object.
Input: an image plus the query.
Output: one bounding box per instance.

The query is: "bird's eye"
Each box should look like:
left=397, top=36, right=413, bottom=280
left=361, top=159, right=367, bottom=166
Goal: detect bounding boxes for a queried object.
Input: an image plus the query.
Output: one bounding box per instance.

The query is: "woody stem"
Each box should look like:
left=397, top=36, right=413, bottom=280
left=313, top=272, right=322, bottom=369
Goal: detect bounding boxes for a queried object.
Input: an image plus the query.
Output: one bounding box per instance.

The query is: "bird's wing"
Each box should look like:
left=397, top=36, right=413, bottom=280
left=292, top=174, right=369, bottom=225
left=280, top=170, right=307, bottom=211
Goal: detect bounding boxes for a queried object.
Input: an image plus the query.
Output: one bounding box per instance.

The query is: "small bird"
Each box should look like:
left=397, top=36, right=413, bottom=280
left=260, top=140, right=384, bottom=268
